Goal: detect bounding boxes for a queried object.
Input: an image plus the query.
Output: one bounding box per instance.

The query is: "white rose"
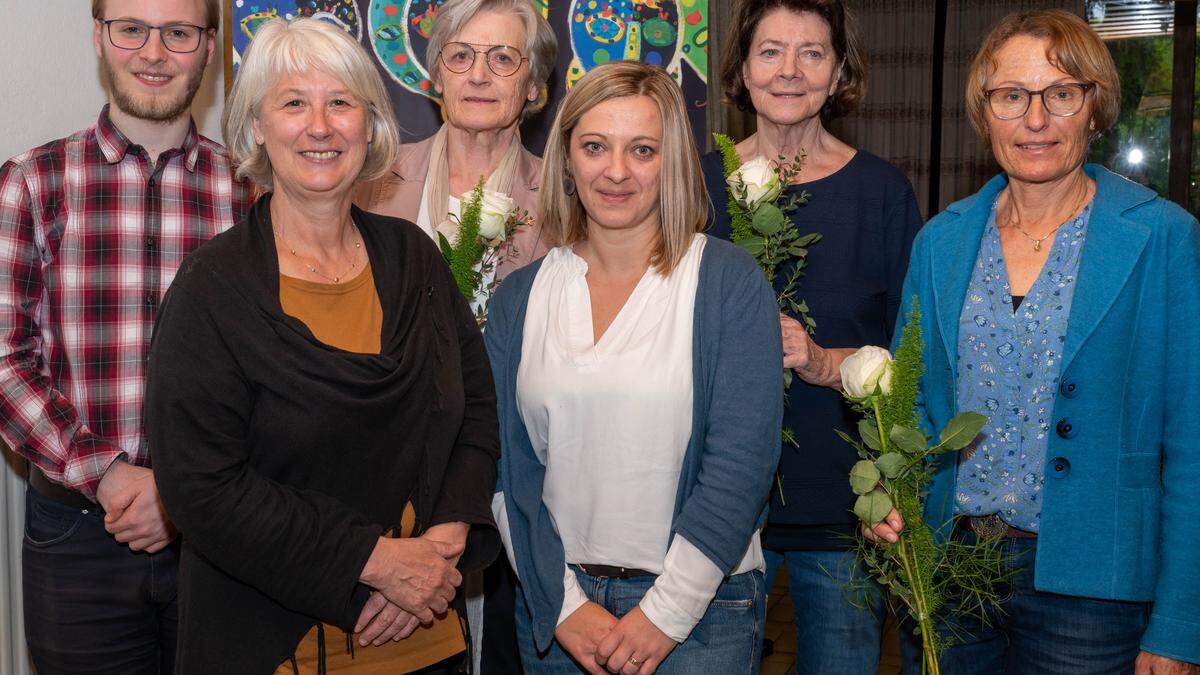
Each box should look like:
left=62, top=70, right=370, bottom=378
left=477, top=190, right=516, bottom=242
left=840, top=346, right=894, bottom=399
left=727, top=156, right=782, bottom=211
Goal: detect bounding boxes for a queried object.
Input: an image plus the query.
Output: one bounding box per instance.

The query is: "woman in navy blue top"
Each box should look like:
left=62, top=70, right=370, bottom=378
left=703, top=1, right=922, bottom=671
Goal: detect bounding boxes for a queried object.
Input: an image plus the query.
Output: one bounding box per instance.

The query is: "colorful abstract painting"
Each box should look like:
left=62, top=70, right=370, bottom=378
left=226, top=0, right=707, bottom=150
left=564, top=0, right=706, bottom=88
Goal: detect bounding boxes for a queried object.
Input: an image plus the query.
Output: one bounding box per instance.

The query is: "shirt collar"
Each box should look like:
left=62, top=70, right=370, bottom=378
left=94, top=104, right=202, bottom=172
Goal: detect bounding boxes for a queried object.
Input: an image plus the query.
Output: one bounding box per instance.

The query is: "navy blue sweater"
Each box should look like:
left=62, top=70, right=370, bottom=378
left=701, top=149, right=922, bottom=550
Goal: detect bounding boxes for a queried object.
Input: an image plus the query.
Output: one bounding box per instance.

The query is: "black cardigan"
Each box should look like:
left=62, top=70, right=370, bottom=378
left=146, top=195, right=500, bottom=673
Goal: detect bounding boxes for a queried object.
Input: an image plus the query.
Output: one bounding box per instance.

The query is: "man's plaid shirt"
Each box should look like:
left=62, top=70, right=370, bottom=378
left=0, top=106, right=252, bottom=500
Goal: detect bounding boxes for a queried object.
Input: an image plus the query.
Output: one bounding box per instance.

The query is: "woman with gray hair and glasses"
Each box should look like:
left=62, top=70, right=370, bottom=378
left=358, top=3, right=555, bottom=672
left=357, top=0, right=557, bottom=281
left=147, top=18, right=500, bottom=674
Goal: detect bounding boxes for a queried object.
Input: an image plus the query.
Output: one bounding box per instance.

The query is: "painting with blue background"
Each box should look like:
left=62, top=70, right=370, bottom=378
left=227, top=0, right=709, bottom=153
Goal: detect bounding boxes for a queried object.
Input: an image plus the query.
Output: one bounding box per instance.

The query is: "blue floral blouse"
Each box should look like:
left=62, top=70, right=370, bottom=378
left=953, top=201, right=1093, bottom=532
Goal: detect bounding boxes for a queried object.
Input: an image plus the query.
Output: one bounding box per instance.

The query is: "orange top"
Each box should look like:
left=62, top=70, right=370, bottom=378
left=277, top=268, right=465, bottom=673
left=279, top=266, right=383, bottom=354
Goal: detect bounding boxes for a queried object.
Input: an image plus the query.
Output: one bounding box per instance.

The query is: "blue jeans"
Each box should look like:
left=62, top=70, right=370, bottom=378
left=23, top=486, right=179, bottom=675
left=938, top=534, right=1149, bottom=674
left=765, top=548, right=922, bottom=674
left=515, top=567, right=766, bottom=673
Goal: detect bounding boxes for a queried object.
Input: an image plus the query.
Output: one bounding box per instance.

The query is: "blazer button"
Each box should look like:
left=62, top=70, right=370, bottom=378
left=1055, top=418, right=1076, bottom=439
left=1059, top=379, right=1079, bottom=399
left=1049, top=457, right=1071, bottom=478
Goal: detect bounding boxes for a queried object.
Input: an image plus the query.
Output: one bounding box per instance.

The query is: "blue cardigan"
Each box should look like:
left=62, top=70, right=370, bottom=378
left=486, top=236, right=783, bottom=652
left=895, top=164, right=1200, bottom=663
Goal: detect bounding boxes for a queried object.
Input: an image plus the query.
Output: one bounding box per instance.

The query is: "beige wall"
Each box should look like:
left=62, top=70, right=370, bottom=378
left=0, top=0, right=227, bottom=162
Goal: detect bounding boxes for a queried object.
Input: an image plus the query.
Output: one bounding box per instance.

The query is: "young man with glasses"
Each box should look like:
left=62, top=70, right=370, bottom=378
left=0, top=0, right=250, bottom=671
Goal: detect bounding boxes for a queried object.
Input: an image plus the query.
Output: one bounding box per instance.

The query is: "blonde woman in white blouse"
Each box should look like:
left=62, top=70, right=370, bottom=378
left=485, top=61, right=784, bottom=674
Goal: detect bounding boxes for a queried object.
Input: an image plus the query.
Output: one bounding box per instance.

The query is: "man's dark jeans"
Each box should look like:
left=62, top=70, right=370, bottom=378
left=23, top=485, right=179, bottom=674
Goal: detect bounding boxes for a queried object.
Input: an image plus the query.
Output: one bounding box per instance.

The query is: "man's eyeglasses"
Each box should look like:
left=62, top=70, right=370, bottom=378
left=439, top=42, right=528, bottom=77
left=984, top=83, right=1094, bottom=120
left=101, top=19, right=208, bottom=54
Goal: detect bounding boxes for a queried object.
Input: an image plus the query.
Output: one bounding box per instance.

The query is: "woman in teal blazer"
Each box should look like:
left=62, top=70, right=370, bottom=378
left=880, top=10, right=1200, bottom=673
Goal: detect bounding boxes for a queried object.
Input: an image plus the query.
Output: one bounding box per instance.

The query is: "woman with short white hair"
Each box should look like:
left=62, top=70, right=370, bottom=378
left=358, top=0, right=557, bottom=280
left=147, top=18, right=500, bottom=674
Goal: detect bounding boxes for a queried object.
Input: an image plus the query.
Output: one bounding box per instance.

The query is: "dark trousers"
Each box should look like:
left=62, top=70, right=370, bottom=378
left=22, top=485, right=179, bottom=675
left=939, top=533, right=1149, bottom=674
left=480, top=556, right=523, bottom=675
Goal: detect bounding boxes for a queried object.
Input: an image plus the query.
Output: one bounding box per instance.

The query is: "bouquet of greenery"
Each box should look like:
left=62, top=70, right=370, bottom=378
left=839, top=299, right=1010, bottom=674
left=713, top=133, right=823, bottom=503
left=437, top=179, right=527, bottom=327
left=713, top=133, right=821, bottom=336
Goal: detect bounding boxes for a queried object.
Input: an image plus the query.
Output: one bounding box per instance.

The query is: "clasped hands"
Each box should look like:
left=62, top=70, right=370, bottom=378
left=355, top=521, right=468, bottom=647
left=556, top=602, right=678, bottom=675
left=96, top=459, right=177, bottom=553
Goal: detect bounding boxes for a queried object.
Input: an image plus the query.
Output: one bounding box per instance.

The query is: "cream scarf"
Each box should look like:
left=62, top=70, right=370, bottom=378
left=424, top=122, right=522, bottom=229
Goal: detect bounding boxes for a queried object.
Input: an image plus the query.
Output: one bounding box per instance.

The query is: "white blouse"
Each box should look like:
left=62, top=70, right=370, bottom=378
left=503, top=234, right=762, bottom=642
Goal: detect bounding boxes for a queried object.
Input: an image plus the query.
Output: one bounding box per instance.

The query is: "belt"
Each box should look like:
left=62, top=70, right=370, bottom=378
left=962, top=514, right=1037, bottom=539
left=575, top=564, right=656, bottom=579
left=29, top=466, right=98, bottom=512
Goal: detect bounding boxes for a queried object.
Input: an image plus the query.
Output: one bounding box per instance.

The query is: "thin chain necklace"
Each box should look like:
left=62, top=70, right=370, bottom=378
left=274, top=220, right=363, bottom=283
left=1000, top=185, right=1089, bottom=252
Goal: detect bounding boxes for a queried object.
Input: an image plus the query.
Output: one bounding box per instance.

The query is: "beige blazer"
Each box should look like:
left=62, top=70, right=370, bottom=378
left=354, top=135, right=550, bottom=279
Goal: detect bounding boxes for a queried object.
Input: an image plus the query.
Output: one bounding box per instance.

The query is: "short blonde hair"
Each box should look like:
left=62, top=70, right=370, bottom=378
left=222, top=18, right=400, bottom=189
left=426, top=0, right=558, bottom=117
left=967, top=10, right=1120, bottom=142
left=92, top=0, right=220, bottom=29
left=539, top=61, right=708, bottom=276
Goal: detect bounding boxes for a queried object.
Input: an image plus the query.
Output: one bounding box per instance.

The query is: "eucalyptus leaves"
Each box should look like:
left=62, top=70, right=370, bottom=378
left=839, top=299, right=1010, bottom=675
left=713, top=133, right=821, bottom=333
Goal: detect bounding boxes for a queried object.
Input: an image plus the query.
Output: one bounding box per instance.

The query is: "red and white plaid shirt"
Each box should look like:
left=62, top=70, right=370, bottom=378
left=0, top=106, right=252, bottom=500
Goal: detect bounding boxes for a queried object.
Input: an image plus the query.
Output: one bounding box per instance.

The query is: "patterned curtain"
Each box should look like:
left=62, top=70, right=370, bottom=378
left=939, top=0, right=1085, bottom=210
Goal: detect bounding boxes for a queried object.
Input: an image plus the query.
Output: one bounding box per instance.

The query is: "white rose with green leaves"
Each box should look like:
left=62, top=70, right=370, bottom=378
left=727, top=156, right=782, bottom=212
left=840, top=345, right=894, bottom=399
left=478, top=189, right=516, bottom=242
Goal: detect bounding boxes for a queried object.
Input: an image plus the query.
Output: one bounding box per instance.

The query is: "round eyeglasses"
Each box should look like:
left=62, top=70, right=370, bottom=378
left=439, top=42, right=528, bottom=77
left=102, top=19, right=207, bottom=54
left=984, top=83, right=1095, bottom=120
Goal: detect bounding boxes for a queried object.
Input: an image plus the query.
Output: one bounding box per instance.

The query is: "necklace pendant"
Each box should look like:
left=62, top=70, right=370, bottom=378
left=1033, top=240, right=1041, bottom=252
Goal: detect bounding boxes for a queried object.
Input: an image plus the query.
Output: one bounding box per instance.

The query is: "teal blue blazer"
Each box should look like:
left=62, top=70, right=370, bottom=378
left=894, top=164, right=1200, bottom=663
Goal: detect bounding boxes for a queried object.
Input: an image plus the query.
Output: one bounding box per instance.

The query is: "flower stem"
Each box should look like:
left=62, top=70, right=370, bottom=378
left=873, top=400, right=939, bottom=674
left=873, top=400, right=888, bottom=454
left=897, top=537, right=940, bottom=674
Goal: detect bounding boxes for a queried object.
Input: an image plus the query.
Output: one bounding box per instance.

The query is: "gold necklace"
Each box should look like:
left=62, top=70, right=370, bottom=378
left=1001, top=185, right=1088, bottom=252
left=274, top=221, right=363, bottom=283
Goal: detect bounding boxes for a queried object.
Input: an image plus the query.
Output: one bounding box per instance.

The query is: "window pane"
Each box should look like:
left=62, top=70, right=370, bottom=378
left=1087, top=1, right=1175, bottom=201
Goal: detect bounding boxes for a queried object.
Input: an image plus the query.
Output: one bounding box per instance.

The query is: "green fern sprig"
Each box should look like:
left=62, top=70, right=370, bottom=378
left=713, top=133, right=753, bottom=242
left=882, top=297, right=924, bottom=435
left=439, top=179, right=486, bottom=301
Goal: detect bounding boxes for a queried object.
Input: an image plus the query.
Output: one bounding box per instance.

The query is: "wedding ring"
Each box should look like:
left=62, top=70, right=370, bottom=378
left=628, top=655, right=642, bottom=666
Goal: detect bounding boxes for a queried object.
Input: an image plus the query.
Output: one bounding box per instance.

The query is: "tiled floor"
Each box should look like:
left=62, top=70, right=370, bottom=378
left=759, top=567, right=903, bottom=675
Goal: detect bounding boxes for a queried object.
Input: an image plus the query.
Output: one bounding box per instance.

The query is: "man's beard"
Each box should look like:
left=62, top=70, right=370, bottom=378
left=101, top=53, right=207, bottom=124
